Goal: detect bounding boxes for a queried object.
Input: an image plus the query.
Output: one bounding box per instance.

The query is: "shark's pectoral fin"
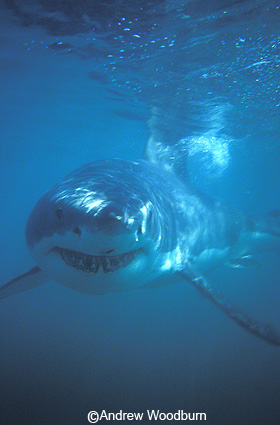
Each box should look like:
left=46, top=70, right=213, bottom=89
left=180, top=266, right=280, bottom=347
left=0, top=267, right=49, bottom=300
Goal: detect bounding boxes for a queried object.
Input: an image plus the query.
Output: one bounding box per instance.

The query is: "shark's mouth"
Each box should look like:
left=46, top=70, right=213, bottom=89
left=51, top=246, right=136, bottom=273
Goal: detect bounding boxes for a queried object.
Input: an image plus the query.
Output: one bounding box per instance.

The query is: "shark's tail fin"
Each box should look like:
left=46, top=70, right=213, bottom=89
left=0, top=267, right=49, bottom=300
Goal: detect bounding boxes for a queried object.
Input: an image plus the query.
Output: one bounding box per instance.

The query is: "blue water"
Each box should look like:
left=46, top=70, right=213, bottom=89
left=1, top=1, right=280, bottom=424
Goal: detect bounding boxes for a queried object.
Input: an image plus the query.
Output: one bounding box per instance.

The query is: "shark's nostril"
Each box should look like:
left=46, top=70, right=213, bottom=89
left=73, top=227, right=81, bottom=236
left=56, top=207, right=63, bottom=220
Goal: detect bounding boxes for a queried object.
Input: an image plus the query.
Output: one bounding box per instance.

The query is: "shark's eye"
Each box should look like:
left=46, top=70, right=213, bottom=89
left=56, top=207, right=63, bottom=220
left=73, top=226, right=81, bottom=236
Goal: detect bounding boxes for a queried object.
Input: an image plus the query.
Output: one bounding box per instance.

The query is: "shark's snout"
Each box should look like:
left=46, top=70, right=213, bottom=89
left=92, top=204, right=136, bottom=235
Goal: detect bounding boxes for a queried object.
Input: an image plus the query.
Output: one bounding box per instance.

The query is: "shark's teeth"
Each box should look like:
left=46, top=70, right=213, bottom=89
left=51, top=247, right=135, bottom=273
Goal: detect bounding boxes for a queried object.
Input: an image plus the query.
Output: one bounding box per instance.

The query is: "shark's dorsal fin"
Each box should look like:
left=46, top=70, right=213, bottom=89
left=180, top=266, right=280, bottom=347
left=146, top=106, right=190, bottom=181
left=0, top=267, right=49, bottom=300
left=145, top=136, right=189, bottom=182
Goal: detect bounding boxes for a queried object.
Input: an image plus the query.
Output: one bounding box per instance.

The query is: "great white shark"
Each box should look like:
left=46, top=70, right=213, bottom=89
left=1, top=137, right=280, bottom=346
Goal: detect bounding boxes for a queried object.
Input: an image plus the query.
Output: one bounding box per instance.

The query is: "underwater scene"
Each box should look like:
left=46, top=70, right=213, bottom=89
left=1, top=1, right=280, bottom=424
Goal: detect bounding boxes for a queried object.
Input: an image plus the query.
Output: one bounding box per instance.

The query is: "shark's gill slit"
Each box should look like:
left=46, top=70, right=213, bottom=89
left=51, top=246, right=137, bottom=273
